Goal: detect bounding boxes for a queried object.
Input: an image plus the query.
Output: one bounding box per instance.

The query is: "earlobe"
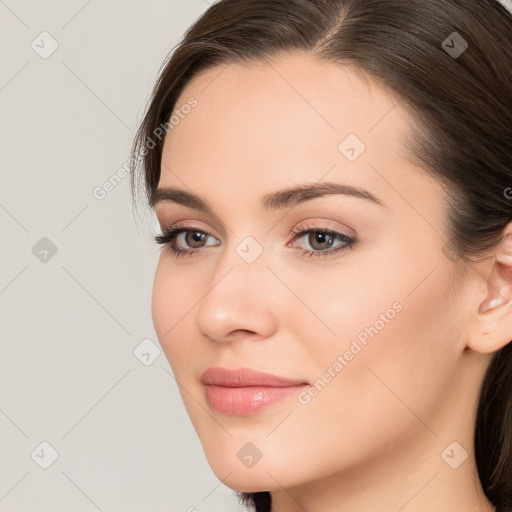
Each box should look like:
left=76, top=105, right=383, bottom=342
left=467, top=231, right=512, bottom=354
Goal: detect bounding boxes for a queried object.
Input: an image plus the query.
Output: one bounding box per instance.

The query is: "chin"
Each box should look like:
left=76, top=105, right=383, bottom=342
left=218, top=472, right=275, bottom=494
left=203, top=452, right=284, bottom=492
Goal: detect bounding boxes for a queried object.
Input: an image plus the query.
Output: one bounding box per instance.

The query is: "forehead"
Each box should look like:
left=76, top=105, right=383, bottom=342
left=159, top=53, right=443, bottom=222
left=163, top=53, right=412, bottom=170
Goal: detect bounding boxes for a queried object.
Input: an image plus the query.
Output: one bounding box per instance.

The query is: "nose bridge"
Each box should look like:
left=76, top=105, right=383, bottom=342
left=207, top=231, right=270, bottom=302
left=194, top=230, right=278, bottom=341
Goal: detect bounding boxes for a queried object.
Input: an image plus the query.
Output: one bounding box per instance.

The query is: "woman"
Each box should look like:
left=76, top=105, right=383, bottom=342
left=130, top=1, right=512, bottom=510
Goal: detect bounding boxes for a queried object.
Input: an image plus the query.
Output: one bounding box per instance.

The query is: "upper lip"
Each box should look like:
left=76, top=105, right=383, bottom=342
left=200, top=367, right=309, bottom=387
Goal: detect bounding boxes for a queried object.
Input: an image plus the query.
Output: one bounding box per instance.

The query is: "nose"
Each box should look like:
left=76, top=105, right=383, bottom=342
left=194, top=243, right=279, bottom=344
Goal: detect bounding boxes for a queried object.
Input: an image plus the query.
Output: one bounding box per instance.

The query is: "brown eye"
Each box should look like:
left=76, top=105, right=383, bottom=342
left=289, top=222, right=357, bottom=259
left=154, top=226, right=220, bottom=258
left=307, top=231, right=336, bottom=251
left=185, top=230, right=208, bottom=248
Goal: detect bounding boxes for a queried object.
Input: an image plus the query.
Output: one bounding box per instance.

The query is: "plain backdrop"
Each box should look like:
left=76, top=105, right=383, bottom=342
left=0, top=1, right=247, bottom=511
left=1, top=1, right=511, bottom=511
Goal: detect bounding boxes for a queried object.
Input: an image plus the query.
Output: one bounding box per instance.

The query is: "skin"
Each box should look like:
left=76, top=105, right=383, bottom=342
left=151, top=53, right=512, bottom=512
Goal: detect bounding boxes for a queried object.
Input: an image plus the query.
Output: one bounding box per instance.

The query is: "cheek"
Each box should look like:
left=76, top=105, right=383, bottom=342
left=151, top=259, right=196, bottom=368
left=291, top=253, right=460, bottom=455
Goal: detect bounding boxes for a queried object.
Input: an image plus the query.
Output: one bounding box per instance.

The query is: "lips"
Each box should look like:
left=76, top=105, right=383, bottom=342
left=200, top=367, right=309, bottom=416
left=200, top=366, right=308, bottom=387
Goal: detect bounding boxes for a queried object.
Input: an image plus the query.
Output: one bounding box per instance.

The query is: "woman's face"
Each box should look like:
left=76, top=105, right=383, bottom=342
left=151, top=54, right=475, bottom=492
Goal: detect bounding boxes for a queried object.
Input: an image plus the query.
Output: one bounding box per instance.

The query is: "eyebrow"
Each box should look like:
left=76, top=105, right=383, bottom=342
left=149, top=181, right=386, bottom=213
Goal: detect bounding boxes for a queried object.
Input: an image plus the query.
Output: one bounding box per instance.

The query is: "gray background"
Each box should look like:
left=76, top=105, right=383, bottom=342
left=1, top=0, right=511, bottom=511
left=1, top=1, right=246, bottom=510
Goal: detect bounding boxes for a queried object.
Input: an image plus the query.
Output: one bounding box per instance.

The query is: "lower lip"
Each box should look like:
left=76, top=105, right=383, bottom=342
left=204, top=384, right=309, bottom=416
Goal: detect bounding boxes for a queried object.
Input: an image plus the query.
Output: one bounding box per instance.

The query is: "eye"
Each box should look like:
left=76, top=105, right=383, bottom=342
left=154, top=224, right=219, bottom=258
left=288, top=221, right=357, bottom=259
left=154, top=221, right=357, bottom=259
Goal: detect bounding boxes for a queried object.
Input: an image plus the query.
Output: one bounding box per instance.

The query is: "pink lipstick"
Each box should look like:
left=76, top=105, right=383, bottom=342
left=200, top=367, right=309, bottom=416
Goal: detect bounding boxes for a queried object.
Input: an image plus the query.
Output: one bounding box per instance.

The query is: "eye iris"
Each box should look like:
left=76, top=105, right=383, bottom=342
left=309, top=231, right=333, bottom=250
left=186, top=231, right=206, bottom=248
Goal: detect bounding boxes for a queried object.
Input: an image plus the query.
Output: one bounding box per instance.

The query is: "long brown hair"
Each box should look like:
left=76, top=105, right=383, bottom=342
left=130, top=1, right=512, bottom=510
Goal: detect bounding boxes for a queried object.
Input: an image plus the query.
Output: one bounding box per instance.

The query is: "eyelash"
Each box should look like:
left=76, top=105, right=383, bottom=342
left=154, top=221, right=357, bottom=260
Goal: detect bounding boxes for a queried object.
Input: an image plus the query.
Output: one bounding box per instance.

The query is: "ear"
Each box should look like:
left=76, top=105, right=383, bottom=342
left=466, top=229, right=512, bottom=354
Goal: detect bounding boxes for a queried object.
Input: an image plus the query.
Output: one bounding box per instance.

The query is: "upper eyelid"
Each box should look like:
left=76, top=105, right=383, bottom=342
left=159, top=221, right=350, bottom=237
left=158, top=216, right=354, bottom=233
